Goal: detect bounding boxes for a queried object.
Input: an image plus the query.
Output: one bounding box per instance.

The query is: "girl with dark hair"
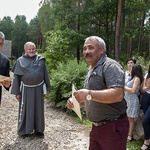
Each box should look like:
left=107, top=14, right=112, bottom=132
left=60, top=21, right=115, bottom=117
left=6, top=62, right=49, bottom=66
left=140, top=66, right=150, bottom=150
left=125, top=57, right=136, bottom=84
left=124, top=64, right=143, bottom=142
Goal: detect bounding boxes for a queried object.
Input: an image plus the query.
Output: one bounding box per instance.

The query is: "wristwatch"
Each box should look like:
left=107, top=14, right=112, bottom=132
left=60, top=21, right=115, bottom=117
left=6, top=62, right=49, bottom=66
left=86, top=90, right=92, bottom=101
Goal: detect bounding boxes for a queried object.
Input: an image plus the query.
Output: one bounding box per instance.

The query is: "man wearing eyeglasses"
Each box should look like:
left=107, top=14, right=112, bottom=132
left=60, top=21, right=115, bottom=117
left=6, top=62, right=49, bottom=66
left=0, top=31, right=11, bottom=105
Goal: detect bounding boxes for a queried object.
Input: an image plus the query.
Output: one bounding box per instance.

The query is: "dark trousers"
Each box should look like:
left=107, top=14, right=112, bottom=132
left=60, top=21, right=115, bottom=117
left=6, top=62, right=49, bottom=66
left=142, top=92, right=150, bottom=139
left=89, top=116, right=129, bottom=150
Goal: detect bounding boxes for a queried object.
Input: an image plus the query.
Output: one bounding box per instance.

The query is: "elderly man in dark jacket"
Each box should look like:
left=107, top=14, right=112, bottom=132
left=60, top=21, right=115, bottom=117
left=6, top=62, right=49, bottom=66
left=0, top=31, right=11, bottom=105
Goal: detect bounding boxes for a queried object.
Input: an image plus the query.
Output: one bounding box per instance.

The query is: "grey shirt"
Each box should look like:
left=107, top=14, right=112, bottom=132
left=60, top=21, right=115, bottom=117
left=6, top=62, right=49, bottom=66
left=84, top=54, right=127, bottom=122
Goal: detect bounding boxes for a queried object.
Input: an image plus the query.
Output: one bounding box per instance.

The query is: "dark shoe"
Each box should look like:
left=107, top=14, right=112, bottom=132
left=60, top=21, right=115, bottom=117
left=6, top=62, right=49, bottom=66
left=19, top=134, right=28, bottom=139
left=141, top=143, right=150, bottom=150
left=34, top=131, right=44, bottom=138
left=37, top=132, right=44, bottom=138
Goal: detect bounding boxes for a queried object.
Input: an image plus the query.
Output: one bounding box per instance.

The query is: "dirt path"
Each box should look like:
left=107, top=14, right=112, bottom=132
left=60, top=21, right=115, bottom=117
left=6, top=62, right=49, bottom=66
left=0, top=81, right=90, bottom=150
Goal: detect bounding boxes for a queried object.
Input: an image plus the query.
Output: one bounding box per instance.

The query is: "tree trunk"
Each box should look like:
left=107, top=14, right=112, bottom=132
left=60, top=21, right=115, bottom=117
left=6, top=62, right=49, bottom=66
left=76, top=0, right=81, bottom=64
left=115, top=0, right=122, bottom=61
left=149, top=37, right=150, bottom=59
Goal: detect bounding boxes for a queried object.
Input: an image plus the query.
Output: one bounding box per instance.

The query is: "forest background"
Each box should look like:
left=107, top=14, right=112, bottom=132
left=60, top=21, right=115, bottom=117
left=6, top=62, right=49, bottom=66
left=0, top=0, right=150, bottom=110
left=0, top=1, right=150, bottom=149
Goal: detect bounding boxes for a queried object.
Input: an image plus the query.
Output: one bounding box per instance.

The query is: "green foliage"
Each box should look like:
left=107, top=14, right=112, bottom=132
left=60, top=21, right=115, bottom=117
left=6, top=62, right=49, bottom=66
left=27, top=17, right=42, bottom=46
left=11, top=15, right=28, bottom=57
left=38, top=1, right=55, bottom=33
left=10, top=56, right=16, bottom=69
left=127, top=139, right=143, bottom=150
left=47, top=59, right=88, bottom=110
left=0, top=16, right=14, bottom=40
left=43, top=29, right=85, bottom=73
left=1, top=0, right=150, bottom=61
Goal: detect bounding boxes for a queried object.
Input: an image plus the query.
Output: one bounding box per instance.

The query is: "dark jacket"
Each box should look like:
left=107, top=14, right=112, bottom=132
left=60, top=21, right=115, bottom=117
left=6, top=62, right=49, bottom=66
left=0, top=52, right=10, bottom=104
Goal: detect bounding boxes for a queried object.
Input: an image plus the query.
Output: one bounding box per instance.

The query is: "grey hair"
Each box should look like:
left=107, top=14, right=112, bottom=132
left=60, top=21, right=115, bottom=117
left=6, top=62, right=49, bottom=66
left=0, top=31, right=5, bottom=41
left=24, top=41, right=36, bottom=49
left=85, top=36, right=106, bottom=52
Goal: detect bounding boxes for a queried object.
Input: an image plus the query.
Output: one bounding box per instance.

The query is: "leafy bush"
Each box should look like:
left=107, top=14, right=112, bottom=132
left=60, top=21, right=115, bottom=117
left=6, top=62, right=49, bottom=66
left=136, top=56, right=150, bottom=75
left=47, top=58, right=88, bottom=110
left=43, top=29, right=85, bottom=73
left=127, top=139, right=143, bottom=150
left=10, top=56, right=17, bottom=70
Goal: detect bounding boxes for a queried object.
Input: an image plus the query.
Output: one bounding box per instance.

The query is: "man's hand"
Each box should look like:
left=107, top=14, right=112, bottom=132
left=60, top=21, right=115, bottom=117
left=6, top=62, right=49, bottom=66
left=1, top=79, right=11, bottom=88
left=16, top=95, right=21, bottom=102
left=73, top=89, right=89, bottom=104
left=67, top=98, right=74, bottom=109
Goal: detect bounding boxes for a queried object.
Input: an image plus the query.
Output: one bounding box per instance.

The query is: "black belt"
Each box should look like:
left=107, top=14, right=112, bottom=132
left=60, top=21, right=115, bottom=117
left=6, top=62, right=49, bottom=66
left=92, top=113, right=127, bottom=127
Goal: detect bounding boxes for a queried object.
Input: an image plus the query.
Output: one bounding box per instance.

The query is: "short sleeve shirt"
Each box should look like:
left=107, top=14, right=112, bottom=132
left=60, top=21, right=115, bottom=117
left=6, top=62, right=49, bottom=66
left=84, top=54, right=127, bottom=122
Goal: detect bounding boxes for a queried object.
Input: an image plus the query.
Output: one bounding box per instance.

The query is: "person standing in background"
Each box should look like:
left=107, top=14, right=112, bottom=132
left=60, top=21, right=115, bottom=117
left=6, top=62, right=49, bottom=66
left=125, top=57, right=136, bottom=84
left=140, top=66, right=150, bottom=150
left=11, top=41, right=51, bottom=138
left=124, top=64, right=143, bottom=142
left=0, top=31, right=11, bottom=105
left=68, top=36, right=129, bottom=150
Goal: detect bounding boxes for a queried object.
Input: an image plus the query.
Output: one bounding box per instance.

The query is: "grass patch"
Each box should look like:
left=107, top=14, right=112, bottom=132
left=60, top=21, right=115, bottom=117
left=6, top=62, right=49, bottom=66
left=127, top=139, right=143, bottom=150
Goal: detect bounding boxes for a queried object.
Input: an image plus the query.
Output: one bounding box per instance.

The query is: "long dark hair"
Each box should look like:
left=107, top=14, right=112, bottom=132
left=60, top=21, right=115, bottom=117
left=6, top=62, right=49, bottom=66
left=131, top=64, right=143, bottom=84
left=146, top=66, right=150, bottom=79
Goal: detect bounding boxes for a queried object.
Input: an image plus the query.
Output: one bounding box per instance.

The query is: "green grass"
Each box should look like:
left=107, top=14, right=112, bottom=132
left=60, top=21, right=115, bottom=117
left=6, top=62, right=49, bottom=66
left=127, top=139, right=143, bottom=150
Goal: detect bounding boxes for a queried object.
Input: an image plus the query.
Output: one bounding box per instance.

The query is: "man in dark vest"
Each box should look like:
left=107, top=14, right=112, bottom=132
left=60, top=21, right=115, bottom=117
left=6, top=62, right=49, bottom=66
left=0, top=31, right=11, bottom=105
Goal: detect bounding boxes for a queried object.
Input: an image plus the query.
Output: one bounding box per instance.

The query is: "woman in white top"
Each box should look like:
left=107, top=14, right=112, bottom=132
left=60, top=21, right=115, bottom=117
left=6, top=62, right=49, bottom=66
left=140, top=66, right=150, bottom=150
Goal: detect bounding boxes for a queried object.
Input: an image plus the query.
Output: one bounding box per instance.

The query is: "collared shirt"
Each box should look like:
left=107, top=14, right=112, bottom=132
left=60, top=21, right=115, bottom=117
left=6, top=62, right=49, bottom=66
left=84, top=54, right=126, bottom=122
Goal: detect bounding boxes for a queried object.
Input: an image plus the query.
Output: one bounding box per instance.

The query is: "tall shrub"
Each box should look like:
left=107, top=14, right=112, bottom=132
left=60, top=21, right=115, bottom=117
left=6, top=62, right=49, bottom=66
left=47, top=59, right=88, bottom=110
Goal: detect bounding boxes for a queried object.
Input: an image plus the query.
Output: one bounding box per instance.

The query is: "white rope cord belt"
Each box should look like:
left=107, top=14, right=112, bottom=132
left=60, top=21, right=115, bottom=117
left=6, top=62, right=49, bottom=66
left=19, top=81, right=44, bottom=122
